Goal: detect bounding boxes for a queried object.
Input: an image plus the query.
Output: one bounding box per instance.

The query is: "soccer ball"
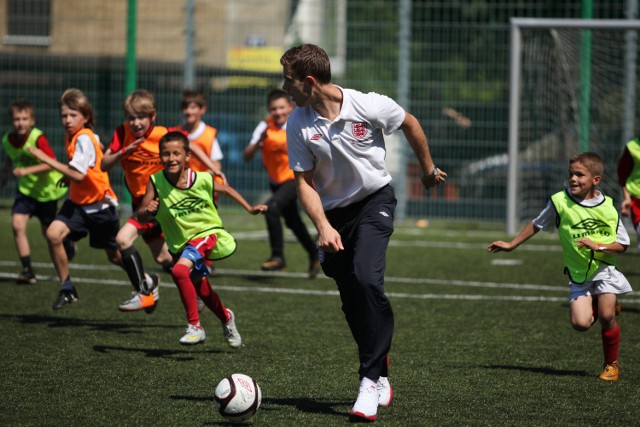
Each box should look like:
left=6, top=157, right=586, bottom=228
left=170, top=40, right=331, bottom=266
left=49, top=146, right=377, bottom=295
left=214, top=373, right=262, bottom=422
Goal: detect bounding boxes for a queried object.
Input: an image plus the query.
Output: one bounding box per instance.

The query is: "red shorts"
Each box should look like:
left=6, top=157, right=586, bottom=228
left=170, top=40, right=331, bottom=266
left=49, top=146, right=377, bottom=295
left=187, top=235, right=218, bottom=258
left=127, top=216, right=164, bottom=244
left=173, top=234, right=218, bottom=275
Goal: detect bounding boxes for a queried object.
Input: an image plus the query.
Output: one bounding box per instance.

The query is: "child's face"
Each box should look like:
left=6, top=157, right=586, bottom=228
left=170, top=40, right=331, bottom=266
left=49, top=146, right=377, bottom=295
left=60, top=104, right=89, bottom=136
left=268, top=98, right=293, bottom=127
left=160, top=140, right=190, bottom=174
left=11, top=108, right=35, bottom=137
left=567, top=161, right=601, bottom=198
left=127, top=113, right=155, bottom=138
left=182, top=102, right=205, bottom=127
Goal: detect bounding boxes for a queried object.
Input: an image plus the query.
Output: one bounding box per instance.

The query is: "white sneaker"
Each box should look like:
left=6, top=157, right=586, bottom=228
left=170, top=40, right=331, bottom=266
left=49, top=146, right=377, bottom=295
left=349, top=378, right=378, bottom=421
left=118, top=291, right=156, bottom=312
left=377, top=376, right=393, bottom=407
left=222, top=309, right=242, bottom=348
left=179, top=324, right=206, bottom=345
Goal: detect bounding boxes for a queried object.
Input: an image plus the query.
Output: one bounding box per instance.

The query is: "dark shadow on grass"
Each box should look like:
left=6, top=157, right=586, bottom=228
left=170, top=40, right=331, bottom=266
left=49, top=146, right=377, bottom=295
left=242, top=275, right=283, bottom=284
left=171, top=395, right=349, bottom=418
left=485, top=364, right=590, bottom=377
left=0, top=313, right=176, bottom=334
left=94, top=345, right=222, bottom=360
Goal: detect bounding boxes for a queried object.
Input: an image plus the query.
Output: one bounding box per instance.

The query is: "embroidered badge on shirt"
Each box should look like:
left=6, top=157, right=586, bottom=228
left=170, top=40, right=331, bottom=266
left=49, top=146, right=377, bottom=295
left=351, top=122, right=368, bottom=139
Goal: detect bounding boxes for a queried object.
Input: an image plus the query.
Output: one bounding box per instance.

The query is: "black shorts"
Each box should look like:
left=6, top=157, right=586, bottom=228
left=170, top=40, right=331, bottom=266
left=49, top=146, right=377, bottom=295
left=12, top=191, right=60, bottom=227
left=55, top=199, right=120, bottom=249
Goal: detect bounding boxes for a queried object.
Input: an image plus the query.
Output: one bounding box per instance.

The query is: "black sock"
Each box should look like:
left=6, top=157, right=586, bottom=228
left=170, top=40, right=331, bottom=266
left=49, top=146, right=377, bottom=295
left=20, top=256, right=32, bottom=272
left=120, top=246, right=146, bottom=292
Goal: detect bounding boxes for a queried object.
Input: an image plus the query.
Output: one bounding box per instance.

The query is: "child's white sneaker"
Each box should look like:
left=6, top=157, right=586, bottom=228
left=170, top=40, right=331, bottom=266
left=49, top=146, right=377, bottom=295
left=222, top=309, right=242, bottom=348
left=179, top=324, right=205, bottom=345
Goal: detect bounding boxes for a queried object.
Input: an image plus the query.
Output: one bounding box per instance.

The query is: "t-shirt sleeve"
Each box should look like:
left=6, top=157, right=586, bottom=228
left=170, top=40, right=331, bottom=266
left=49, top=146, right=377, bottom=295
left=107, top=125, right=126, bottom=153
left=617, top=219, right=631, bottom=245
left=369, top=92, right=406, bottom=135
left=35, top=134, right=57, bottom=159
left=211, top=138, right=223, bottom=161
left=249, top=121, right=268, bottom=145
left=531, top=200, right=556, bottom=231
left=68, top=134, right=96, bottom=176
left=286, top=113, right=313, bottom=172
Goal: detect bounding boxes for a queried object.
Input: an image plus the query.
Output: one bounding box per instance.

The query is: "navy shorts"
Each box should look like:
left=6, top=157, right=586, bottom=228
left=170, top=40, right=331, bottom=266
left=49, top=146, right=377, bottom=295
left=55, top=199, right=120, bottom=249
left=12, top=191, right=60, bottom=227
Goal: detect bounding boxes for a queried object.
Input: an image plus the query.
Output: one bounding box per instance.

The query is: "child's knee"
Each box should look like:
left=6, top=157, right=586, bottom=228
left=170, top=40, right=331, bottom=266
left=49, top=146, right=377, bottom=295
left=106, top=249, right=121, bottom=266
left=570, top=319, right=591, bottom=332
left=172, top=263, right=191, bottom=281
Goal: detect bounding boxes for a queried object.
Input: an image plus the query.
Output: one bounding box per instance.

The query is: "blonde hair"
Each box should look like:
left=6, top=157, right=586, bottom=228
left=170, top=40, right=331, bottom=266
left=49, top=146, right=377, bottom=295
left=60, top=88, right=95, bottom=129
left=123, top=89, right=156, bottom=117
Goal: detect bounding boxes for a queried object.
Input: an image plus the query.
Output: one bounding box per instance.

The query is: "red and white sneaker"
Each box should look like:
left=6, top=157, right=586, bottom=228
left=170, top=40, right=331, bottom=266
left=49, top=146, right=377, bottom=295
left=377, top=376, right=393, bottom=407
left=349, top=378, right=378, bottom=421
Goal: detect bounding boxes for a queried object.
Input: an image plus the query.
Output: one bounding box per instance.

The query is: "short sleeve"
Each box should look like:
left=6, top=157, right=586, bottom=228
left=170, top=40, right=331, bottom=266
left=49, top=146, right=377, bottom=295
left=68, top=134, right=97, bottom=176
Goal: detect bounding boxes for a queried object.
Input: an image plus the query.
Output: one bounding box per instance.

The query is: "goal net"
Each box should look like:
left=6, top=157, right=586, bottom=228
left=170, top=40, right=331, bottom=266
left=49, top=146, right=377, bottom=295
left=507, top=18, right=640, bottom=234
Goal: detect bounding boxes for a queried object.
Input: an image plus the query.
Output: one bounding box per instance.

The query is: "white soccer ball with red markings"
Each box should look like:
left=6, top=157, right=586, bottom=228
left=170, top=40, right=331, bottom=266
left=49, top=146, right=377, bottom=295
left=214, top=373, right=262, bottom=422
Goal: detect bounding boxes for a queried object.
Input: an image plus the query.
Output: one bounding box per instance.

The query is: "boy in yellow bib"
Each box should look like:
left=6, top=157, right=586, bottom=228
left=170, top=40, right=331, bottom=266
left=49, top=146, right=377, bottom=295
left=1, top=99, right=69, bottom=283
left=137, top=131, right=267, bottom=346
left=488, top=152, right=632, bottom=380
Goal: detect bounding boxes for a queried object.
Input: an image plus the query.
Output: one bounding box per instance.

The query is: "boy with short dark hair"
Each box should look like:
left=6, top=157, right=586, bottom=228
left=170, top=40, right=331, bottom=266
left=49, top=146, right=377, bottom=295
left=243, top=88, right=319, bottom=277
left=175, top=89, right=224, bottom=174
left=137, top=131, right=266, bottom=346
left=1, top=99, right=68, bottom=283
left=488, top=152, right=632, bottom=381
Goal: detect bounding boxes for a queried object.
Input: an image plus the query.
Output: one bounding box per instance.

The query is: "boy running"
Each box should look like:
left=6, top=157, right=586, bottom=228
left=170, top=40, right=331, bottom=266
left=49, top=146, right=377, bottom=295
left=1, top=99, right=69, bottom=283
left=137, top=131, right=266, bottom=345
left=488, top=152, right=632, bottom=381
left=28, top=88, right=121, bottom=309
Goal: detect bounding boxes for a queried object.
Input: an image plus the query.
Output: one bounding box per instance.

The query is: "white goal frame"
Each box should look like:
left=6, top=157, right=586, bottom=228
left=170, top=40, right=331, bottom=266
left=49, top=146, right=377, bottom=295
left=507, top=18, right=640, bottom=235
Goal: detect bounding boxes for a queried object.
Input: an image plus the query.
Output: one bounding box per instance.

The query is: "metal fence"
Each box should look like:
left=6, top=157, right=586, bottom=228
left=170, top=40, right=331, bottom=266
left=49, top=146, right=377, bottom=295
left=0, top=0, right=635, bottom=227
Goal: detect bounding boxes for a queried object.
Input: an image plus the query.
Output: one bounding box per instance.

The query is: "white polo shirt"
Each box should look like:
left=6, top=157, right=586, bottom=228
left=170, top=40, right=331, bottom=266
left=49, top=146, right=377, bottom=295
left=287, top=86, right=405, bottom=209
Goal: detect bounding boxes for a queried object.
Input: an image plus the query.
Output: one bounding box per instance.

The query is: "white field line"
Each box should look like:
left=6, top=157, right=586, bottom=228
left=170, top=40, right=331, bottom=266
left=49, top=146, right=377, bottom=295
left=231, top=230, right=562, bottom=252
left=2, top=261, right=640, bottom=304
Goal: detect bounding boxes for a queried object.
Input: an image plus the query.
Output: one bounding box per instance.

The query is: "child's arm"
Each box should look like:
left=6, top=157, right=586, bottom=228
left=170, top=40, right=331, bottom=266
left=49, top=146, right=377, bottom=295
left=576, top=238, right=627, bottom=254
left=189, top=144, right=226, bottom=184
left=243, top=128, right=267, bottom=162
left=135, top=179, right=159, bottom=223
left=487, top=222, right=539, bottom=253
left=617, top=146, right=633, bottom=216
left=13, top=163, right=54, bottom=177
left=620, top=186, right=632, bottom=217
left=214, top=176, right=267, bottom=215
left=26, top=146, right=84, bottom=182
left=101, top=137, right=143, bottom=171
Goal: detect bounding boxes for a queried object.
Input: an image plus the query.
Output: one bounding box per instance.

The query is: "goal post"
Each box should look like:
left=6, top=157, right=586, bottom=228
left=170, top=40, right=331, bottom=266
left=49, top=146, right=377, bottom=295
left=507, top=18, right=640, bottom=235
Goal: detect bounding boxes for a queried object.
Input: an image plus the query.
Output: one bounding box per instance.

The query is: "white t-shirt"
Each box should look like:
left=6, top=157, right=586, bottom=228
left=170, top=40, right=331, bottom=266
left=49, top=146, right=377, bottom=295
left=188, top=121, right=223, bottom=161
left=287, top=87, right=405, bottom=209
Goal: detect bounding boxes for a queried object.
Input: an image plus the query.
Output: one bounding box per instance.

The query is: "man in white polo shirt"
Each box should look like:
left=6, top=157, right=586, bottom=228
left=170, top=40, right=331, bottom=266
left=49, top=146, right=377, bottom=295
left=281, top=43, right=447, bottom=422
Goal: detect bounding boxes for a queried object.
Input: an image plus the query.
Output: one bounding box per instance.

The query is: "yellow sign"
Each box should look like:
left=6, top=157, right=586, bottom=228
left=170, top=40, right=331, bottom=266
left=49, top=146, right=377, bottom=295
left=227, top=47, right=283, bottom=88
